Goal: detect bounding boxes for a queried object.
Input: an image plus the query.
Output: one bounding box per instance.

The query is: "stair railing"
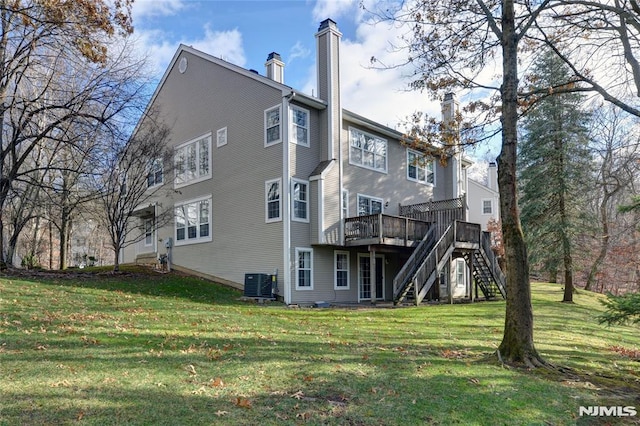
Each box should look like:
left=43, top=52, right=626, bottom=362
left=392, top=225, right=435, bottom=298
left=480, top=231, right=507, bottom=298
left=394, top=222, right=456, bottom=304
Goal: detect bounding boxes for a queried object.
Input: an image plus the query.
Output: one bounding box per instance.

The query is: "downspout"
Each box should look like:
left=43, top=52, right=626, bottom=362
left=282, top=91, right=293, bottom=304
left=338, top=105, right=344, bottom=246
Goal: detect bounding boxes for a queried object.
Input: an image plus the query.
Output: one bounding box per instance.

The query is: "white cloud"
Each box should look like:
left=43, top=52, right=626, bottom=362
left=132, top=0, right=187, bottom=19
left=191, top=25, right=246, bottom=67
left=312, top=0, right=359, bottom=22
left=133, top=25, right=246, bottom=77
left=287, top=41, right=311, bottom=65
left=300, top=13, right=441, bottom=131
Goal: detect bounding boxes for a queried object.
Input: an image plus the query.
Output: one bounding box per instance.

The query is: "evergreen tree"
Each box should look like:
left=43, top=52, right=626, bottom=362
left=518, top=50, right=593, bottom=302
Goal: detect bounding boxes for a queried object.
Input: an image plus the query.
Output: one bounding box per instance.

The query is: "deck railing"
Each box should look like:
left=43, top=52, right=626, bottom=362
left=455, top=221, right=481, bottom=244
left=344, top=214, right=431, bottom=246
left=399, top=195, right=466, bottom=237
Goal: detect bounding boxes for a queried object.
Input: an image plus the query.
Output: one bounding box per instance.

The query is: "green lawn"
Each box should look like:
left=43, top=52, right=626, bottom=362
left=0, top=267, right=638, bottom=425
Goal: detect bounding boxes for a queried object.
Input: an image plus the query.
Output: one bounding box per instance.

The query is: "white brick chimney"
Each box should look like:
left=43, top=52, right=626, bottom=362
left=265, top=52, right=284, bottom=83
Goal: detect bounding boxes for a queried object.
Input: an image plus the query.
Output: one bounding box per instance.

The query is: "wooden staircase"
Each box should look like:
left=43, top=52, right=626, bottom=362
left=393, top=221, right=506, bottom=305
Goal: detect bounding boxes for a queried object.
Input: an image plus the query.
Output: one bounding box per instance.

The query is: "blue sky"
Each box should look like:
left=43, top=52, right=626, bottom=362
left=129, top=0, right=498, bottom=164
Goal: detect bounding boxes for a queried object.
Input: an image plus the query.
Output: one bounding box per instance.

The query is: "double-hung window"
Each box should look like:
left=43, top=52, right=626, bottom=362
left=296, top=248, right=313, bottom=290
left=292, top=179, right=309, bottom=222
left=349, top=127, right=387, bottom=173
left=482, top=199, right=493, bottom=215
left=334, top=250, right=350, bottom=290
left=265, top=178, right=281, bottom=222
left=216, top=127, right=227, bottom=147
left=144, top=218, right=154, bottom=246
left=147, top=158, right=163, bottom=188
left=342, top=190, right=349, bottom=218
left=265, top=106, right=281, bottom=146
left=357, top=194, right=383, bottom=216
left=290, top=106, right=309, bottom=146
left=407, top=149, right=435, bottom=185
left=175, top=133, right=211, bottom=187
left=175, top=196, right=212, bottom=245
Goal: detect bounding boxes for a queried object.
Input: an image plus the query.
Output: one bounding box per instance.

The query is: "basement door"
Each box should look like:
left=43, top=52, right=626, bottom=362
left=358, top=254, right=385, bottom=301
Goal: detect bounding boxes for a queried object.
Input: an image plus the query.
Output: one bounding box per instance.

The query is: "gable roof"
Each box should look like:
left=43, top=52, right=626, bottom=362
left=469, top=178, right=499, bottom=195
left=151, top=45, right=327, bottom=114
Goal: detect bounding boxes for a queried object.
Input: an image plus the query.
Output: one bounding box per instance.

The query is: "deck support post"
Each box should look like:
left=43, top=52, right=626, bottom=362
left=370, top=247, right=376, bottom=305
left=469, top=252, right=475, bottom=302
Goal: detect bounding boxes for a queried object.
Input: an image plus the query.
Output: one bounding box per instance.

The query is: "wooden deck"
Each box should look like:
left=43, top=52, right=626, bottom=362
left=344, top=214, right=431, bottom=247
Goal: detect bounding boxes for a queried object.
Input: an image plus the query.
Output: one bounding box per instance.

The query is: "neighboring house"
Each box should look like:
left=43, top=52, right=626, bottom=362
left=123, top=19, right=505, bottom=305
left=467, top=162, right=500, bottom=231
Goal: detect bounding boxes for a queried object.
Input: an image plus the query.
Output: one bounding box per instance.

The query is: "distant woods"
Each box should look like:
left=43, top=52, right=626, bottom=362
left=0, top=1, right=166, bottom=270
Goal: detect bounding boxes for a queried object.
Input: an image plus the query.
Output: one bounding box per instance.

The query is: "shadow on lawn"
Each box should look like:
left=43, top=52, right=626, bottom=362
left=2, top=267, right=246, bottom=306
left=0, top=335, right=589, bottom=426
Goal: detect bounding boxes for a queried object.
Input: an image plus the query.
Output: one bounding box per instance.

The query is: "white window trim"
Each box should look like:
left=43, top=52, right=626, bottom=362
left=357, top=253, right=385, bottom=301
left=216, top=127, right=227, bottom=147
left=264, top=105, right=282, bottom=147
left=348, top=126, right=388, bottom=174
left=174, top=132, right=212, bottom=189
left=406, top=149, right=435, bottom=186
left=482, top=198, right=493, bottom=215
left=334, top=250, right=350, bottom=290
left=290, top=105, right=310, bottom=147
left=295, top=247, right=313, bottom=290
left=146, top=158, right=164, bottom=190
left=265, top=178, right=282, bottom=223
left=291, top=178, right=309, bottom=223
left=342, top=189, right=349, bottom=219
left=174, top=195, right=213, bottom=246
left=357, top=193, right=384, bottom=216
left=144, top=218, right=154, bottom=247
left=455, top=258, right=467, bottom=288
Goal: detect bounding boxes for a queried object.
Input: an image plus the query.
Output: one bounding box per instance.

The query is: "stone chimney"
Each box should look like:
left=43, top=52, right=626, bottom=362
left=265, top=52, right=284, bottom=83
left=315, top=18, right=342, bottom=160
left=488, top=161, right=498, bottom=191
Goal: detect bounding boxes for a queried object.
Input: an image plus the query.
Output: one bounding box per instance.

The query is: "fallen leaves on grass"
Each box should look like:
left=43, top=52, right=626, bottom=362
left=609, top=345, right=640, bottom=360
left=210, top=377, right=224, bottom=387
left=234, top=397, right=252, bottom=409
left=440, top=348, right=469, bottom=359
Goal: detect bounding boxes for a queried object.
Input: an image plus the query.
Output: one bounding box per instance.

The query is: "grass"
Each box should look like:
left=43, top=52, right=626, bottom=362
left=0, top=266, right=638, bottom=425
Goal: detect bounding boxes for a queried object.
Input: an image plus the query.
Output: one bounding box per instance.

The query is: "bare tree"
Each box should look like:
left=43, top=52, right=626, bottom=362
left=584, top=106, right=640, bottom=290
left=95, top=117, right=173, bottom=272
left=373, top=0, right=640, bottom=366
left=0, top=0, right=134, bottom=266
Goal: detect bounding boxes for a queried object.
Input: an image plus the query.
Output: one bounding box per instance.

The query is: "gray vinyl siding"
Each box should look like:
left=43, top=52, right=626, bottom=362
left=341, top=119, right=436, bottom=219
left=290, top=247, right=403, bottom=305
left=129, top=50, right=286, bottom=288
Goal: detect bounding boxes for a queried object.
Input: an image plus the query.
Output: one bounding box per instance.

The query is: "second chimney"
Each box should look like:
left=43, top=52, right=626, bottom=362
left=488, top=161, right=498, bottom=191
left=265, top=52, right=284, bottom=83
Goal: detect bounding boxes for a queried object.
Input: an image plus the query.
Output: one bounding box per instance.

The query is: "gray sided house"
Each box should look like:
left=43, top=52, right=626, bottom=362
left=123, top=19, right=505, bottom=305
left=467, top=162, right=500, bottom=231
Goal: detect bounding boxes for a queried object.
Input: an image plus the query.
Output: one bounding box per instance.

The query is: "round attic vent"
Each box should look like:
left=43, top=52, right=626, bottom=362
left=178, top=57, right=188, bottom=74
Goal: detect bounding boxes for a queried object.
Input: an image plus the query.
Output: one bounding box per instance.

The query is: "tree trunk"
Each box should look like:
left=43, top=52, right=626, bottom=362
left=497, top=0, right=545, bottom=367
left=585, top=194, right=610, bottom=291
left=113, top=249, right=120, bottom=272
left=557, top=136, right=573, bottom=302
left=7, top=232, right=18, bottom=267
